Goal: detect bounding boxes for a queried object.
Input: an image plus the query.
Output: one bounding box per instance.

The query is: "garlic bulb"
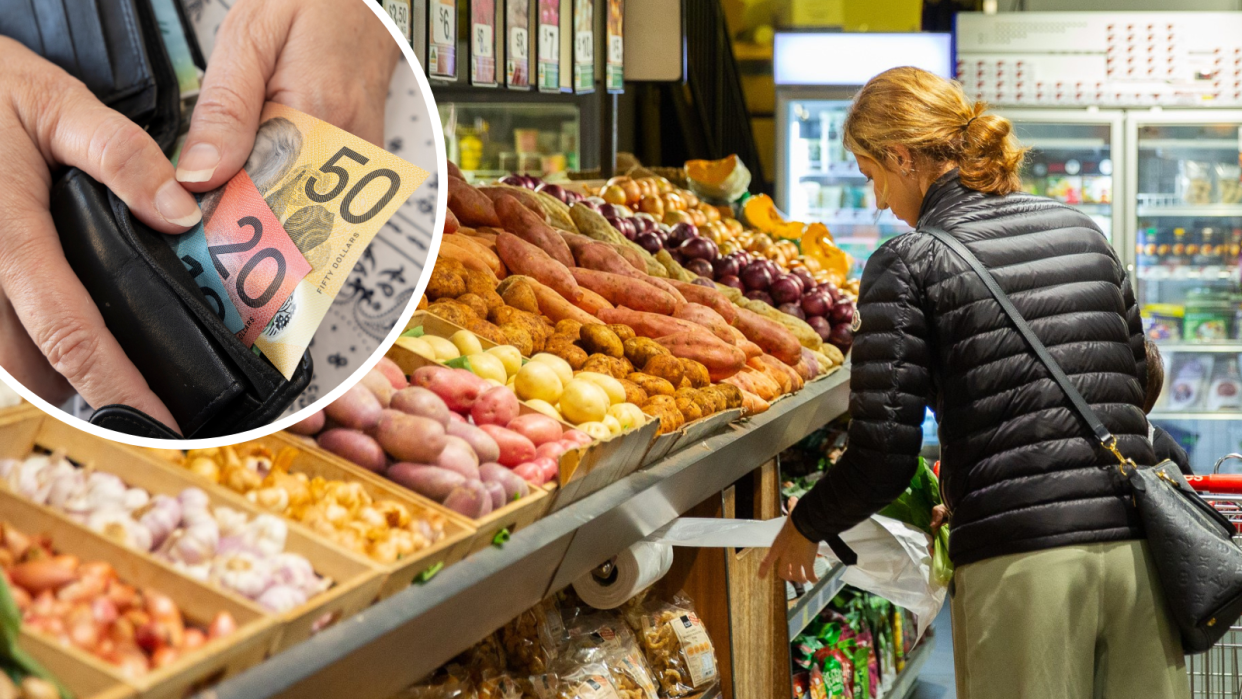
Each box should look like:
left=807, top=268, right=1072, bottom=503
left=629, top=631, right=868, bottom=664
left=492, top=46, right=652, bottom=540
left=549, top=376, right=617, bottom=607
left=86, top=509, right=154, bottom=551
left=137, top=495, right=182, bottom=547
left=213, top=552, right=273, bottom=599
left=170, top=517, right=219, bottom=565
left=213, top=507, right=249, bottom=537
left=245, top=515, right=288, bottom=557
left=255, top=584, right=306, bottom=612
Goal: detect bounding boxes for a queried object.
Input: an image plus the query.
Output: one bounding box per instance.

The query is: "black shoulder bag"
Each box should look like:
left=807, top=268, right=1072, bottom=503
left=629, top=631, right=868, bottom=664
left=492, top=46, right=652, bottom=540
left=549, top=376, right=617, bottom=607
left=925, top=226, right=1242, bottom=654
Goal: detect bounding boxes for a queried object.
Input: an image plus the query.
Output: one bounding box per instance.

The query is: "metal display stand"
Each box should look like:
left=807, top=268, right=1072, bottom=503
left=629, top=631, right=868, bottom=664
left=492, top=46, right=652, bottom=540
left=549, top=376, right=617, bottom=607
left=197, top=370, right=851, bottom=699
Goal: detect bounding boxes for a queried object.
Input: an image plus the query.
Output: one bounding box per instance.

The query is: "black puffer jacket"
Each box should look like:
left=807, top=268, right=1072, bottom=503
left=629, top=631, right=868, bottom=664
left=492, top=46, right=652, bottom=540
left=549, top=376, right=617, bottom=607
left=792, top=171, right=1153, bottom=566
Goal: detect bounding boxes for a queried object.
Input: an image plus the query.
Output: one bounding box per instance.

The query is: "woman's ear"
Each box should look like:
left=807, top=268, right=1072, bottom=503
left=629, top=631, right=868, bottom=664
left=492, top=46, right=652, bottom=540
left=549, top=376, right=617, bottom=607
left=890, top=144, right=914, bottom=173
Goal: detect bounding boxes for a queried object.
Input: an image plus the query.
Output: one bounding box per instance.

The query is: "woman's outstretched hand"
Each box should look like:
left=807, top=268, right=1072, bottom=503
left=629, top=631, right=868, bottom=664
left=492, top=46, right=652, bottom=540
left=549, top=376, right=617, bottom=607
left=759, top=516, right=821, bottom=585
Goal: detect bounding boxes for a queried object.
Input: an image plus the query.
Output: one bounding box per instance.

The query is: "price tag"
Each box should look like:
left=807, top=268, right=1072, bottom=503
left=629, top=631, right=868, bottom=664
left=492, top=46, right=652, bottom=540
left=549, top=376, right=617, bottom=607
left=432, top=1, right=455, bottom=45
left=539, top=24, right=558, bottom=61
left=474, top=23, right=493, bottom=57
left=609, top=33, right=623, bottom=64
left=512, top=27, right=529, bottom=61
left=576, top=30, right=593, bottom=63
left=384, top=0, right=412, bottom=42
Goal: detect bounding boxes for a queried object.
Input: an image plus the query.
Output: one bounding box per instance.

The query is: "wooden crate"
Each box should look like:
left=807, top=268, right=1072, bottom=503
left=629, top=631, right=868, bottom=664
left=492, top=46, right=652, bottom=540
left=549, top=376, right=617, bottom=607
left=244, top=432, right=477, bottom=599
left=21, top=634, right=136, bottom=699
left=0, top=413, right=385, bottom=654
left=0, top=490, right=276, bottom=699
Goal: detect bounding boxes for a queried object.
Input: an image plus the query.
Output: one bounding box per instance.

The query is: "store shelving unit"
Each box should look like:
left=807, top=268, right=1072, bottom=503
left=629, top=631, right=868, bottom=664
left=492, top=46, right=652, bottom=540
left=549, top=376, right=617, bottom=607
left=786, top=564, right=848, bottom=639
left=195, top=371, right=851, bottom=699
left=885, top=640, right=936, bottom=699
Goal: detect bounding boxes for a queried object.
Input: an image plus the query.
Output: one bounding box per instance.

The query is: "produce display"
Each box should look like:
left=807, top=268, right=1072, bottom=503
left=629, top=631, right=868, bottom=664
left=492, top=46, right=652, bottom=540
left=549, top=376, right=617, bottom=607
left=392, top=588, right=716, bottom=699
left=0, top=521, right=235, bottom=678
left=163, top=443, right=449, bottom=564
left=0, top=673, right=57, bottom=699
left=789, top=589, right=919, bottom=699
left=0, top=453, right=329, bottom=613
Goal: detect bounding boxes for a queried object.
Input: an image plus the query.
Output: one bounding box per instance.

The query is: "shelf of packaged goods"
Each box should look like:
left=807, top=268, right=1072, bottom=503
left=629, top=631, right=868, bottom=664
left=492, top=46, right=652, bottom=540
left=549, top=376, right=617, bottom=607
left=787, top=564, right=848, bottom=639
left=1155, top=341, right=1242, bottom=353
left=885, top=638, right=937, bottom=699
left=1024, top=137, right=1108, bottom=149
left=1136, top=205, right=1242, bottom=218
left=1138, top=139, right=1240, bottom=150
left=1149, top=411, right=1242, bottom=422
left=1137, top=265, right=1237, bottom=281
left=195, top=370, right=852, bottom=699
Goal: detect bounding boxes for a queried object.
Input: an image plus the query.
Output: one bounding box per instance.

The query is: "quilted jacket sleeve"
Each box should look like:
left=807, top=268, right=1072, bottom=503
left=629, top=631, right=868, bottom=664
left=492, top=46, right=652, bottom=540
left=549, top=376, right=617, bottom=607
left=1122, top=269, right=1148, bottom=397
left=791, top=241, right=934, bottom=543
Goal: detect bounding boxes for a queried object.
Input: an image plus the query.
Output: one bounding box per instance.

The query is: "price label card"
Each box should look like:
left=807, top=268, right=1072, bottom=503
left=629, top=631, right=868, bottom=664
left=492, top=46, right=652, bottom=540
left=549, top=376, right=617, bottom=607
left=384, top=0, right=412, bottom=43
left=536, top=0, right=559, bottom=92
left=429, top=0, right=457, bottom=78
left=506, top=0, right=530, bottom=87
left=572, top=0, right=593, bottom=93
left=470, top=0, right=497, bottom=85
left=474, top=23, right=494, bottom=56
left=605, top=0, right=623, bottom=92
left=512, top=27, right=529, bottom=60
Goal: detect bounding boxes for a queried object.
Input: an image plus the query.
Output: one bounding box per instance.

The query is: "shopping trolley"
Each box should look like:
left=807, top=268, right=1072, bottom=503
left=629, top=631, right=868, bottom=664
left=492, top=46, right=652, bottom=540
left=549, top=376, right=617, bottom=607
left=1187, top=454, right=1242, bottom=699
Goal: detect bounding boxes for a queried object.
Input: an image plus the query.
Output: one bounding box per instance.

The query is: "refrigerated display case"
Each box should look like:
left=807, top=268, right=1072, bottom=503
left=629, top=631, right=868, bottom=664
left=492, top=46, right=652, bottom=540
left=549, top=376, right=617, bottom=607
left=1004, top=110, right=1124, bottom=241
left=773, top=32, right=953, bottom=275
left=439, top=101, right=582, bottom=181
left=1126, top=110, right=1242, bottom=473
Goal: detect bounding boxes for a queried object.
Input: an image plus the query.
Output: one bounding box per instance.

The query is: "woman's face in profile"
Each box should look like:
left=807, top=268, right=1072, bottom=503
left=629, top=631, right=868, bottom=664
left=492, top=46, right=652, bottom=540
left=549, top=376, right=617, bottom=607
left=857, top=154, right=924, bottom=227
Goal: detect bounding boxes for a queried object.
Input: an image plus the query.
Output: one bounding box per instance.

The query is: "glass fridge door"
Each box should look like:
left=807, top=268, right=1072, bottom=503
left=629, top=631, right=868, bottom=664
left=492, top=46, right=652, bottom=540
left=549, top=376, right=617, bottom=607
left=1128, top=112, right=1242, bottom=474
left=778, top=96, right=911, bottom=277
left=439, top=101, right=580, bottom=182
left=1005, top=111, right=1122, bottom=241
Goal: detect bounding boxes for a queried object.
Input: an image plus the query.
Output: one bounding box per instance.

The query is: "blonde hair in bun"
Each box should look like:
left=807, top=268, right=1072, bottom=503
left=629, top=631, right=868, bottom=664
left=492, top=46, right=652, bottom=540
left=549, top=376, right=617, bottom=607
left=843, top=66, right=1028, bottom=196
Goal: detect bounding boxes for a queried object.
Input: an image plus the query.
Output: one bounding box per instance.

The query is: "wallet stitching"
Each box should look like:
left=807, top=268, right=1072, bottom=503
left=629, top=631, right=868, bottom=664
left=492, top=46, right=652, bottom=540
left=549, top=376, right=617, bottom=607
left=94, top=410, right=180, bottom=439
left=187, top=384, right=243, bottom=436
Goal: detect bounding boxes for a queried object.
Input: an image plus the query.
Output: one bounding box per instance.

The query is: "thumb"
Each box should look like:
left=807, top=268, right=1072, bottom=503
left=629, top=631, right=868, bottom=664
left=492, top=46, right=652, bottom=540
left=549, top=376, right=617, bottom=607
left=175, top=6, right=284, bottom=191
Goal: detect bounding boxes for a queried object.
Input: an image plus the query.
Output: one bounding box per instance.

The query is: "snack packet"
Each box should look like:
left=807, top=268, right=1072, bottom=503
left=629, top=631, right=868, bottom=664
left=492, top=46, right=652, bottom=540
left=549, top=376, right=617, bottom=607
left=560, top=611, right=659, bottom=699
left=622, top=593, right=718, bottom=697
left=503, top=599, right=563, bottom=675
left=554, top=665, right=626, bottom=699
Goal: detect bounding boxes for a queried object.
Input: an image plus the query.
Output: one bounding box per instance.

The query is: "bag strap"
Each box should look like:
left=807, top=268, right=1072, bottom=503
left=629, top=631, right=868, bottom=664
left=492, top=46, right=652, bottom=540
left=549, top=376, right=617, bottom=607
left=922, top=227, right=1134, bottom=470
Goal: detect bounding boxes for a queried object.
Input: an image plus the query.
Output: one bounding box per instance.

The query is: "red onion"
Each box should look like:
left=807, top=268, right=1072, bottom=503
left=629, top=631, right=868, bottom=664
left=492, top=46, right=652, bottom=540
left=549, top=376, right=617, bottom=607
left=741, top=262, right=774, bottom=291
left=828, top=324, right=854, bottom=352
left=635, top=232, right=663, bottom=254
left=745, top=290, right=775, bottom=306
left=770, top=275, right=804, bottom=305
left=668, top=222, right=699, bottom=245
left=536, top=182, right=566, bottom=202
left=806, top=316, right=832, bottom=342
left=685, top=258, right=714, bottom=277
left=830, top=299, right=855, bottom=325
left=800, top=290, right=831, bottom=317
left=719, top=275, right=744, bottom=290
left=499, top=174, right=525, bottom=187
left=792, top=268, right=816, bottom=291
left=778, top=302, right=806, bottom=320
left=679, top=237, right=719, bottom=261
left=713, top=256, right=742, bottom=279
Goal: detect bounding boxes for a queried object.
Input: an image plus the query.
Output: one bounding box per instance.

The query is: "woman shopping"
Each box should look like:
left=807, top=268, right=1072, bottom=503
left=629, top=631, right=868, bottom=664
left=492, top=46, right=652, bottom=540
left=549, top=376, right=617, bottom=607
left=760, top=67, right=1190, bottom=698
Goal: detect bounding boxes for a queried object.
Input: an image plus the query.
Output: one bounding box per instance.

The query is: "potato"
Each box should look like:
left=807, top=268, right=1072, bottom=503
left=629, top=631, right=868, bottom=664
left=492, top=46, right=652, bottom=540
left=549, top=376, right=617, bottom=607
left=443, top=482, right=493, bottom=518
left=530, top=353, right=574, bottom=387
left=412, top=366, right=486, bottom=413
left=554, top=319, right=584, bottom=340
left=450, top=330, right=485, bottom=356
left=506, top=413, right=564, bottom=446
left=325, top=385, right=383, bottom=430
left=642, top=354, right=684, bottom=386
left=478, top=425, right=537, bottom=466
left=471, top=385, right=520, bottom=426
left=288, top=409, right=325, bottom=436
left=437, top=437, right=481, bottom=480
left=574, top=372, right=626, bottom=405
left=544, top=335, right=589, bottom=370
left=479, top=463, right=531, bottom=501
left=391, top=386, right=451, bottom=425
left=513, top=462, right=550, bottom=487
left=423, top=335, right=461, bottom=361
left=675, top=395, right=704, bottom=422
left=603, top=415, right=622, bottom=435
left=500, top=324, right=535, bottom=356
left=318, top=428, right=386, bottom=472
left=467, top=318, right=510, bottom=347
left=376, top=411, right=448, bottom=462
left=627, top=372, right=675, bottom=398
left=559, top=379, right=610, bottom=424
left=607, top=324, right=636, bottom=343
left=446, top=420, right=501, bottom=463
left=427, top=299, right=479, bottom=327
left=679, top=358, right=711, bottom=388
left=617, top=379, right=648, bottom=406
left=514, top=362, right=564, bottom=403
left=483, top=480, right=507, bottom=511
left=463, top=269, right=504, bottom=306
left=376, top=357, right=409, bottom=389
left=607, top=403, right=646, bottom=432
left=712, top=383, right=743, bottom=409
left=395, top=335, right=436, bottom=358
left=486, top=345, right=523, bottom=377
left=359, top=370, right=395, bottom=407
left=581, top=354, right=627, bottom=380
left=623, top=337, right=669, bottom=368
left=500, top=280, right=541, bottom=313
left=578, top=325, right=624, bottom=358
left=576, top=421, right=613, bottom=440
left=456, top=293, right=489, bottom=319
left=426, top=267, right=466, bottom=299
left=467, top=352, right=508, bottom=383
left=524, top=399, right=562, bottom=420
left=386, top=463, right=466, bottom=501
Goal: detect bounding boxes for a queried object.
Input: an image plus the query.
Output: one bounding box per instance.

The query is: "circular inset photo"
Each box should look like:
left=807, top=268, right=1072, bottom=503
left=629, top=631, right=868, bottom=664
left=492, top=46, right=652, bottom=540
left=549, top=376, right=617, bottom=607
left=0, top=0, right=444, bottom=445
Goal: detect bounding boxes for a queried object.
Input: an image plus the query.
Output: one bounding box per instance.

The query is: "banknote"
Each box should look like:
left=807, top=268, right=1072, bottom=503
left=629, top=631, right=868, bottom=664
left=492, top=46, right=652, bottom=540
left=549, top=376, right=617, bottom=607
left=247, top=102, right=429, bottom=378
left=150, top=0, right=201, bottom=97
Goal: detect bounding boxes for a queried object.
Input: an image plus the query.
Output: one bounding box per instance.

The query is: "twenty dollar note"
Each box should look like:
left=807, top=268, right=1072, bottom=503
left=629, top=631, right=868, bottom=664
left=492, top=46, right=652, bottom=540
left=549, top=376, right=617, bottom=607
left=246, top=103, right=428, bottom=378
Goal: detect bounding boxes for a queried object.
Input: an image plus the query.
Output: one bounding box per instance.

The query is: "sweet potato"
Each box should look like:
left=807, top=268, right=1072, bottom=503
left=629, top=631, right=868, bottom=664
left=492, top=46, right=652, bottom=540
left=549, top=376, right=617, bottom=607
left=443, top=234, right=503, bottom=278
left=666, top=279, right=736, bottom=324
left=437, top=244, right=499, bottom=283
left=740, top=298, right=823, bottom=351
left=445, top=208, right=459, bottom=235
left=748, top=357, right=791, bottom=394
left=674, top=303, right=735, bottom=344
left=575, top=240, right=645, bottom=279
left=732, top=306, right=803, bottom=365
left=526, top=278, right=603, bottom=326
left=754, top=354, right=804, bottom=392
left=494, top=194, right=575, bottom=267
left=535, top=191, right=578, bottom=232
left=574, top=287, right=614, bottom=315
left=598, top=307, right=718, bottom=343
left=738, top=389, right=770, bottom=416
left=447, top=160, right=466, bottom=180
left=654, top=333, right=746, bottom=381
left=643, top=277, right=687, bottom=307
left=448, top=176, right=500, bottom=227
left=495, top=232, right=580, bottom=302
left=570, top=268, right=677, bottom=315
left=478, top=185, right=546, bottom=219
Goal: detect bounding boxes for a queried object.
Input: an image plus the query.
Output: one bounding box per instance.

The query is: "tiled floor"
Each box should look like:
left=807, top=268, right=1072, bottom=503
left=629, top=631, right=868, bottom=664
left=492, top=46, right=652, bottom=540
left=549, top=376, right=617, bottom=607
left=910, top=604, right=956, bottom=699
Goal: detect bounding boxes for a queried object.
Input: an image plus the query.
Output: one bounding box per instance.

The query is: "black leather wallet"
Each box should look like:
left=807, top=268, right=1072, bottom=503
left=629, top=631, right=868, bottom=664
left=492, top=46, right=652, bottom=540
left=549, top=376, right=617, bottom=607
left=3, top=0, right=312, bottom=438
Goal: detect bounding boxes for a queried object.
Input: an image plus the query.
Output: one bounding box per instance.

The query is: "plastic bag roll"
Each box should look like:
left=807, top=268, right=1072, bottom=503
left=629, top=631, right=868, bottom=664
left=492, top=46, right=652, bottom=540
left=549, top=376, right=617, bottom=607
left=573, top=541, right=674, bottom=609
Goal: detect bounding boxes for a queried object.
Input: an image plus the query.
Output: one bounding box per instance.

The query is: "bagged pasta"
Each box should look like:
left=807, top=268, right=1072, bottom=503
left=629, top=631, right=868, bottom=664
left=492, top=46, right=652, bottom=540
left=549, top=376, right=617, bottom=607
left=391, top=666, right=476, bottom=699
left=502, top=599, right=565, bottom=675
left=622, top=593, right=718, bottom=697
left=457, top=634, right=508, bottom=682
left=554, top=665, right=626, bottom=699
left=560, top=611, right=659, bottom=699
left=477, top=671, right=524, bottom=699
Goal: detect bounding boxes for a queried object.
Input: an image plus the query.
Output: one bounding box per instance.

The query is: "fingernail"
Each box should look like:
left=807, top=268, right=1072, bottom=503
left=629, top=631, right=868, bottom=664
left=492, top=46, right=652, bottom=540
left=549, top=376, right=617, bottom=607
left=175, top=143, right=220, bottom=183
left=155, top=180, right=202, bottom=228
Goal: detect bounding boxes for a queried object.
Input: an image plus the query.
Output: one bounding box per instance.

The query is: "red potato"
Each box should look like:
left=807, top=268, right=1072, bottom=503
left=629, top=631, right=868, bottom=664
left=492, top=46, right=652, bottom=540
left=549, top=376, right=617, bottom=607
left=376, top=357, right=409, bottom=390
left=533, top=456, right=559, bottom=481
left=528, top=279, right=604, bottom=326
left=447, top=160, right=466, bottom=181
left=444, top=481, right=493, bottom=518
left=655, top=333, right=747, bottom=381
left=386, top=463, right=466, bottom=501
left=506, top=413, right=564, bottom=446
left=318, top=429, right=387, bottom=472
left=479, top=462, right=531, bottom=500
left=446, top=420, right=501, bottom=463
left=597, top=306, right=719, bottom=343
left=563, top=429, right=593, bottom=446
left=287, top=410, right=325, bottom=436
left=325, top=385, right=383, bottom=430
left=391, top=386, right=451, bottom=426
left=444, top=207, right=459, bottom=235
left=494, top=195, right=576, bottom=267
left=483, top=480, right=507, bottom=511
left=512, top=463, right=548, bottom=487
left=437, top=437, right=482, bottom=480
left=535, top=441, right=569, bottom=461
left=359, top=370, right=395, bottom=407
left=478, top=186, right=546, bottom=220
left=477, top=424, right=537, bottom=467
left=574, top=287, right=614, bottom=315
left=471, top=385, right=520, bottom=426
left=666, top=279, right=736, bottom=324
left=571, top=268, right=678, bottom=315
left=674, top=303, right=736, bottom=344
left=495, top=232, right=580, bottom=302
left=447, top=176, right=501, bottom=227
left=411, top=366, right=487, bottom=413
left=375, top=410, right=448, bottom=462
left=732, top=306, right=803, bottom=365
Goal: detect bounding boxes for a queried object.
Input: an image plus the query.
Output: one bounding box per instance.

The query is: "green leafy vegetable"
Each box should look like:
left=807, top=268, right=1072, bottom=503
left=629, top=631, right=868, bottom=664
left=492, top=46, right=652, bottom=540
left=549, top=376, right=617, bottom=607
left=878, top=458, right=954, bottom=586
left=400, top=326, right=425, bottom=338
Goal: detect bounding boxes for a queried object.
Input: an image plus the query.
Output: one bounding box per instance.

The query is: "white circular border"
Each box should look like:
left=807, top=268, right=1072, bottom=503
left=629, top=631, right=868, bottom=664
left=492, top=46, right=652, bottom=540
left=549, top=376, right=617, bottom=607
left=0, top=1, right=446, bottom=450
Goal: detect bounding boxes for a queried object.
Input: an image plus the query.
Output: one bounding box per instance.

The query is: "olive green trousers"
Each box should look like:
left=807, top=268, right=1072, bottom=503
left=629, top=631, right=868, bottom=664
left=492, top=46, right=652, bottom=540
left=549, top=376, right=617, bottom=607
left=950, top=540, right=1190, bottom=699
